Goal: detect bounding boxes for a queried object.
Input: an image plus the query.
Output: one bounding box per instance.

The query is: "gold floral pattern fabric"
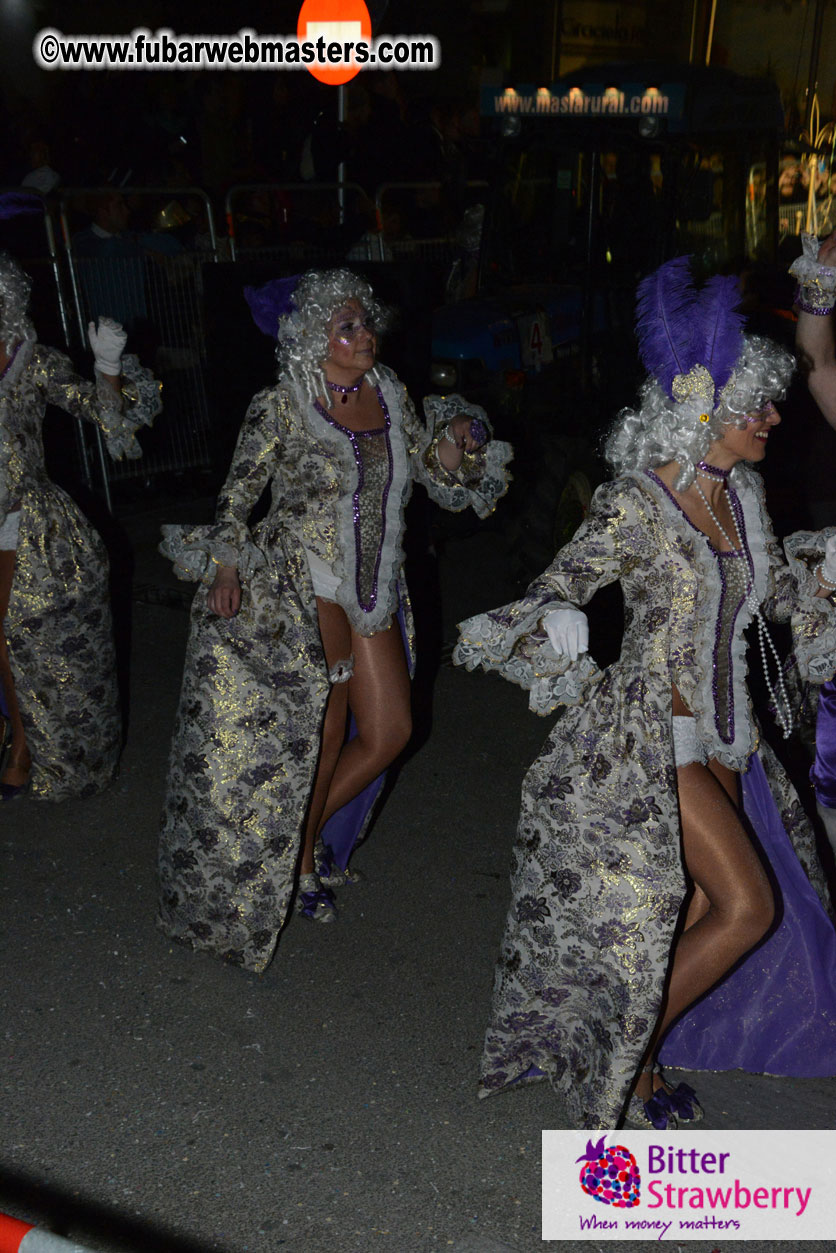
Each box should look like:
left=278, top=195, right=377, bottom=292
left=1, top=338, right=161, bottom=800
left=454, top=469, right=835, bottom=1128
left=158, top=369, right=512, bottom=972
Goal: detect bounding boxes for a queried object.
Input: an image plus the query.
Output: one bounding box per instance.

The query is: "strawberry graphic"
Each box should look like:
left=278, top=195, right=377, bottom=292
left=576, top=1136, right=641, bottom=1208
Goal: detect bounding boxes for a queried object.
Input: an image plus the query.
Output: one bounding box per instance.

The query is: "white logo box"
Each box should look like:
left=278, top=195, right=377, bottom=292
left=543, top=1129, right=836, bottom=1241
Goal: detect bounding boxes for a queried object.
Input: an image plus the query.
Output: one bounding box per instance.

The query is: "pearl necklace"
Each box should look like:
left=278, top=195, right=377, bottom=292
left=693, top=476, right=793, bottom=738
left=327, top=378, right=363, bottom=405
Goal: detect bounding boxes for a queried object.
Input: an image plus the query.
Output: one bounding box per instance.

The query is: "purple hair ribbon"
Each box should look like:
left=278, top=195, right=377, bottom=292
left=243, top=276, right=300, bottom=339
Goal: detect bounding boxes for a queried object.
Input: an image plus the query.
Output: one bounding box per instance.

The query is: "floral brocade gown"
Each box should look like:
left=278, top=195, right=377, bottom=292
left=157, top=367, right=512, bottom=973
left=454, top=467, right=836, bottom=1128
left=0, top=338, right=160, bottom=800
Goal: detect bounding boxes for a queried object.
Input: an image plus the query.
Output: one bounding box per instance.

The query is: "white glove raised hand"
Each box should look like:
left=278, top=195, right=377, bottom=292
left=88, top=317, right=127, bottom=376
left=543, top=607, right=589, bottom=662
left=822, top=534, right=836, bottom=583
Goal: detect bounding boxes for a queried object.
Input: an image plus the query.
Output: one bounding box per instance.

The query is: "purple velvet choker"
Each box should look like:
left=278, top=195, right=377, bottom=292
left=327, top=378, right=363, bottom=405
left=696, top=460, right=730, bottom=482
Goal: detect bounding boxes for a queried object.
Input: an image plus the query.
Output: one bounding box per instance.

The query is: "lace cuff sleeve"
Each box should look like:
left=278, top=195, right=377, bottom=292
left=789, top=233, right=836, bottom=315
left=159, top=387, right=284, bottom=584
left=417, top=394, right=512, bottom=519
left=454, top=597, right=600, bottom=715
left=159, top=522, right=267, bottom=585
left=784, top=528, right=836, bottom=682
left=41, top=346, right=161, bottom=460
left=96, top=355, right=163, bottom=460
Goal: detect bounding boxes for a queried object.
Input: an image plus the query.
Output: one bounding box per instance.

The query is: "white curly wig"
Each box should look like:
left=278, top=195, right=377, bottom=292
left=0, top=251, right=35, bottom=353
left=276, top=268, right=390, bottom=410
left=605, top=333, right=795, bottom=491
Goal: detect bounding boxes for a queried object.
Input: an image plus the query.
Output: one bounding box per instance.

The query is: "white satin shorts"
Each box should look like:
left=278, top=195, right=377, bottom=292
left=305, top=547, right=341, bottom=601
left=672, top=715, right=709, bottom=768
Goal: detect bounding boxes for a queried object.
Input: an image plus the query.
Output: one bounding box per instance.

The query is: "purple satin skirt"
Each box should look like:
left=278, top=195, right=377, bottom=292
left=812, top=677, right=836, bottom=808
left=659, top=751, right=836, bottom=1076
left=319, top=716, right=387, bottom=872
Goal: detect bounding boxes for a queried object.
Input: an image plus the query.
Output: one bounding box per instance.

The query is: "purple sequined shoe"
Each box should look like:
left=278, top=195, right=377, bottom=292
left=625, top=1087, right=680, bottom=1130
left=295, top=873, right=337, bottom=923
left=653, top=1064, right=703, bottom=1123
left=314, top=839, right=365, bottom=888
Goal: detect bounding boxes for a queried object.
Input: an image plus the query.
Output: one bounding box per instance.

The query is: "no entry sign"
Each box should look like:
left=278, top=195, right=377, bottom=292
left=297, top=0, right=372, bottom=85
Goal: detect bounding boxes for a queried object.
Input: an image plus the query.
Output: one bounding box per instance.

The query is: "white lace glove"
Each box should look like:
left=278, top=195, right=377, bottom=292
left=88, top=317, right=127, bottom=376
left=543, top=607, right=589, bottom=661
left=821, top=535, right=836, bottom=584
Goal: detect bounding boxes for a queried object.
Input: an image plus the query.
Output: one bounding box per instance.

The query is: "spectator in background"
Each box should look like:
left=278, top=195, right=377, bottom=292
left=21, top=138, right=60, bottom=196
left=72, top=189, right=183, bottom=355
left=72, top=191, right=149, bottom=333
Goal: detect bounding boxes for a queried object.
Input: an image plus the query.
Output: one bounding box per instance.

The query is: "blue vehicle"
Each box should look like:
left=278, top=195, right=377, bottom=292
left=428, top=62, right=785, bottom=574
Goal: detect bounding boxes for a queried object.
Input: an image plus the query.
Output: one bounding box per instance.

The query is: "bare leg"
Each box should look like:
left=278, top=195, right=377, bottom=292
left=633, top=757, right=774, bottom=1101
left=300, top=599, right=351, bottom=875
left=300, top=602, right=411, bottom=874
left=0, top=549, right=31, bottom=785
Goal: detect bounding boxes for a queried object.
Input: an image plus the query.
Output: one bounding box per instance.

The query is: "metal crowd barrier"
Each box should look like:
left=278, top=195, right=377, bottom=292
left=224, top=181, right=370, bottom=261
left=777, top=197, right=836, bottom=239
left=373, top=179, right=489, bottom=264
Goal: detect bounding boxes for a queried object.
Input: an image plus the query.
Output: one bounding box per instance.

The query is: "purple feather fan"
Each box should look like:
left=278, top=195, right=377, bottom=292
left=692, top=273, right=745, bottom=398
left=243, top=276, right=300, bottom=339
left=635, top=256, right=696, bottom=397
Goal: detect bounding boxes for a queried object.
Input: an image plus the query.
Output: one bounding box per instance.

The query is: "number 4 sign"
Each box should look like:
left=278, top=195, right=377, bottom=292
left=519, top=311, right=554, bottom=372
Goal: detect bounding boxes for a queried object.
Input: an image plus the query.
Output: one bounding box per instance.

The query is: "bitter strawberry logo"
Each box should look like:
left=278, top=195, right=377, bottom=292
left=576, top=1136, right=641, bottom=1208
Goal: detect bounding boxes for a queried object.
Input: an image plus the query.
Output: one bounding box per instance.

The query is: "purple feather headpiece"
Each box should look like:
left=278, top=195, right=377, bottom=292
left=244, top=276, right=300, bottom=339
left=635, top=257, right=745, bottom=403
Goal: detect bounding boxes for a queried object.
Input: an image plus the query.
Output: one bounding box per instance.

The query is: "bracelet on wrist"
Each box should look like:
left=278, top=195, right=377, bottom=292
left=442, top=417, right=488, bottom=448
left=795, top=282, right=836, bottom=317
left=816, top=562, right=836, bottom=591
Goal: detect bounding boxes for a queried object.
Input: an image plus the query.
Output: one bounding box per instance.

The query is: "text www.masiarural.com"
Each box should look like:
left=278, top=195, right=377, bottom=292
left=494, top=91, right=671, bottom=115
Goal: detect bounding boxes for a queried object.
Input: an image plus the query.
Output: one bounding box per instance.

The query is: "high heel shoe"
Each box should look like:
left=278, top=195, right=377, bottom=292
left=1, top=761, right=31, bottom=801
left=624, top=1062, right=704, bottom=1129
left=314, top=839, right=365, bottom=888
left=652, top=1063, right=703, bottom=1123
left=624, top=1086, right=680, bottom=1130
left=294, top=872, right=337, bottom=923
left=0, top=714, right=10, bottom=777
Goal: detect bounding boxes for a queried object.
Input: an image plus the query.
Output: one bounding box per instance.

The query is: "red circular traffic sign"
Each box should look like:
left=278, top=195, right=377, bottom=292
left=297, top=0, right=372, bottom=86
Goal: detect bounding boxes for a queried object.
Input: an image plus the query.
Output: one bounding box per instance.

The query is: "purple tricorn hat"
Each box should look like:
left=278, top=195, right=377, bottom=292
left=243, top=275, right=301, bottom=340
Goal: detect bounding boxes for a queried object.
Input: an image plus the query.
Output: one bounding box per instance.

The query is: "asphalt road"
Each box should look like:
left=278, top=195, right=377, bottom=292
left=2, top=505, right=836, bottom=1253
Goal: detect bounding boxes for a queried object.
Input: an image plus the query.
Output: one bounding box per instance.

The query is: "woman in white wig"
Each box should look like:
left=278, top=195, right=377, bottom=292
left=0, top=198, right=161, bottom=800
left=455, top=256, right=836, bottom=1130
left=158, top=267, right=511, bottom=971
